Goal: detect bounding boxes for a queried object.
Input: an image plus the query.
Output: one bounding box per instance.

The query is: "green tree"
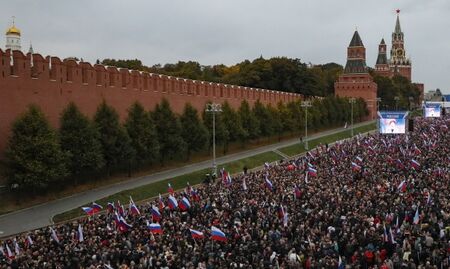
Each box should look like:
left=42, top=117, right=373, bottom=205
left=60, top=103, right=104, bottom=178
left=238, top=100, right=260, bottom=141
left=152, top=99, right=187, bottom=164
left=94, top=101, right=135, bottom=175
left=6, top=105, right=69, bottom=192
left=220, top=102, right=245, bottom=151
left=253, top=100, right=274, bottom=140
left=277, top=102, right=295, bottom=134
left=125, top=102, right=159, bottom=166
left=268, top=104, right=283, bottom=141
left=180, top=103, right=209, bottom=159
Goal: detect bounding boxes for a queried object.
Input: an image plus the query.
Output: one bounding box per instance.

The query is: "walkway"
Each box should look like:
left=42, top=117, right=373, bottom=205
left=0, top=121, right=374, bottom=237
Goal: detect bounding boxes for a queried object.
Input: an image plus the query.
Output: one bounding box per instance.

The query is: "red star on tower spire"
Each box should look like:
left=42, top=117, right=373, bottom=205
left=396, top=9, right=400, bottom=14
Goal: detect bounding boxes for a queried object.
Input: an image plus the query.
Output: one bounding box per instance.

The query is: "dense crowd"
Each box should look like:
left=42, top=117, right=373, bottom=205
left=0, top=115, right=449, bottom=269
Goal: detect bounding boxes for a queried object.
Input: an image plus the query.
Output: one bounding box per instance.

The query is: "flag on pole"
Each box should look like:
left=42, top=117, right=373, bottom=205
left=179, top=197, right=191, bottom=211
left=118, top=216, right=132, bottom=232
left=78, top=224, right=84, bottom=242
left=413, top=207, right=420, bottom=225
left=129, top=196, right=141, bottom=216
left=151, top=206, right=162, bottom=221
left=81, top=206, right=95, bottom=216
left=264, top=175, right=273, bottom=191
left=211, top=226, right=227, bottom=242
left=50, top=227, right=60, bottom=244
left=411, top=159, right=421, bottom=170
left=26, top=235, right=33, bottom=247
left=397, top=180, right=407, bottom=192
left=168, top=183, right=174, bottom=195
left=168, top=195, right=178, bottom=209
left=158, top=194, right=165, bottom=210
left=294, top=185, right=301, bottom=199
left=91, top=202, right=103, bottom=213
left=338, top=256, right=345, bottom=269
left=191, top=188, right=201, bottom=202
left=305, top=171, right=309, bottom=183
left=147, top=221, right=163, bottom=234
left=307, top=167, right=317, bottom=177
left=5, top=243, right=14, bottom=259
left=13, top=239, right=20, bottom=256
left=107, top=202, right=115, bottom=213
left=351, top=162, right=361, bottom=172
left=221, top=168, right=232, bottom=186
left=242, top=178, right=248, bottom=191
left=189, top=229, right=205, bottom=239
left=283, top=208, right=289, bottom=227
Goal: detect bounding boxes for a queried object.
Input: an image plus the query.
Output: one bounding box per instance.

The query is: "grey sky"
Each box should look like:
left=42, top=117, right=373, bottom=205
left=2, top=0, right=449, bottom=93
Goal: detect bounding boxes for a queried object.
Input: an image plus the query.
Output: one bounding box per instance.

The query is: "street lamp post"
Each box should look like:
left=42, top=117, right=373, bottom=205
left=349, top=98, right=356, bottom=137
left=408, top=96, right=414, bottom=111
left=205, top=103, right=222, bottom=177
left=301, top=101, right=312, bottom=150
left=376, top=97, right=381, bottom=131
left=394, top=96, right=400, bottom=111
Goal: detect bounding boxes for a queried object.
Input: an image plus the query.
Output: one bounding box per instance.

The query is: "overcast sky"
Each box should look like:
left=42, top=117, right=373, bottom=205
left=2, top=0, right=449, bottom=93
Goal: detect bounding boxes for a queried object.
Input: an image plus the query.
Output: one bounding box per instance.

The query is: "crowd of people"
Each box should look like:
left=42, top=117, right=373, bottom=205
left=0, top=115, right=449, bottom=269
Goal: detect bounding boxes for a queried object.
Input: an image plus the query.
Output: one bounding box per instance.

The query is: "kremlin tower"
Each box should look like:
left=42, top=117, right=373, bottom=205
left=334, top=31, right=378, bottom=119
left=374, top=10, right=412, bottom=81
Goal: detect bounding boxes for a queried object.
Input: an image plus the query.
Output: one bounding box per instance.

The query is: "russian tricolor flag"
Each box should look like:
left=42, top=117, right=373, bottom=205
left=91, top=202, right=103, bottom=213
left=397, top=180, right=407, bottom=192
left=221, top=168, right=232, bottom=186
left=351, top=162, right=361, bottom=171
left=411, top=159, right=420, bottom=170
left=211, top=226, right=227, bottom=242
left=307, top=167, right=317, bottom=177
left=118, top=216, right=132, bottom=232
left=179, top=197, right=191, bottom=211
left=294, top=185, right=301, bottom=199
left=82, top=206, right=95, bottom=216
left=158, top=194, right=165, bottom=210
left=264, top=175, right=273, bottom=191
left=190, top=229, right=205, bottom=239
left=191, top=188, right=200, bottom=202
left=355, top=156, right=363, bottom=164
left=107, top=202, right=115, bottom=213
left=168, top=195, right=178, bottom=209
left=129, top=197, right=140, bottom=216
left=168, top=183, right=174, bottom=195
left=147, top=221, right=163, bottom=234
left=413, top=207, right=420, bottom=225
left=151, top=206, right=162, bottom=221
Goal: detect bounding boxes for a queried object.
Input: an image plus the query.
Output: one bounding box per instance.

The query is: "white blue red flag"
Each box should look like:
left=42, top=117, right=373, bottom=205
left=91, top=202, right=103, bottom=213
left=158, top=194, right=165, bottom=210
left=411, top=159, right=420, bottom=170
left=413, top=207, right=420, bottom=224
left=264, top=175, right=273, bottom=191
left=151, top=206, right=162, bottom=221
left=168, top=195, right=178, bottom=209
left=81, top=206, right=94, bottom=216
left=129, top=196, right=140, bottom=216
left=147, top=221, right=163, bottom=234
left=179, top=197, right=191, bottom=211
left=307, top=167, right=317, bottom=177
left=77, top=224, right=84, bottom=242
left=168, top=183, right=174, bottom=195
left=190, top=229, right=205, bottom=239
left=211, top=226, right=227, bottom=242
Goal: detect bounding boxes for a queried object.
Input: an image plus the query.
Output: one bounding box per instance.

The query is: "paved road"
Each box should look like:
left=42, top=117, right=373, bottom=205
left=0, top=121, right=374, bottom=237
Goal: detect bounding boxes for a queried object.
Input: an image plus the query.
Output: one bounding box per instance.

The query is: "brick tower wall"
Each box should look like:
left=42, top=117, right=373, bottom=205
left=334, top=74, right=378, bottom=120
left=0, top=49, right=302, bottom=157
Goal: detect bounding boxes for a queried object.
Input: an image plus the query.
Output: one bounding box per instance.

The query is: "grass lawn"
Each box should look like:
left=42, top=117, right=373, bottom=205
left=53, top=151, right=280, bottom=223
left=278, top=122, right=376, bottom=157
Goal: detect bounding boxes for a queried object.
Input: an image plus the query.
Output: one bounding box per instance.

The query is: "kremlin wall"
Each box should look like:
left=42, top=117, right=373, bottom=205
left=0, top=48, right=302, bottom=156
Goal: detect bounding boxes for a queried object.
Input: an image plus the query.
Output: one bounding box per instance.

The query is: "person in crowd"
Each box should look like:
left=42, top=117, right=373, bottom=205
left=0, top=116, right=449, bottom=268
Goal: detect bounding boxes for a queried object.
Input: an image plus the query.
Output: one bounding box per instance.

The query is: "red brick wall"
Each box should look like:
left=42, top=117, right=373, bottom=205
left=0, top=49, right=302, bottom=157
left=334, top=73, right=378, bottom=120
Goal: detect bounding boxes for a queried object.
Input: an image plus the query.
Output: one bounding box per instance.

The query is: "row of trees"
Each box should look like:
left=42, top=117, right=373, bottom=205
left=101, top=57, right=343, bottom=97
left=5, top=97, right=367, bottom=193
left=373, top=74, right=422, bottom=110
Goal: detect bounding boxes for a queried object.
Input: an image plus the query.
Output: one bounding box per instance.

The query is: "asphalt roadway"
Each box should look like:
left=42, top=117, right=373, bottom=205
left=0, top=121, right=374, bottom=238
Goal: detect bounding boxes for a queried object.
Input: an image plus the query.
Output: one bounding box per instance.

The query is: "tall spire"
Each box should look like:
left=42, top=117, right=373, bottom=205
left=395, top=10, right=402, bottom=34
left=349, top=30, right=364, bottom=47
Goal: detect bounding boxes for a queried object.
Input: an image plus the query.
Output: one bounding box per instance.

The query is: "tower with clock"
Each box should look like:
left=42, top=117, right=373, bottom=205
left=388, top=10, right=412, bottom=81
